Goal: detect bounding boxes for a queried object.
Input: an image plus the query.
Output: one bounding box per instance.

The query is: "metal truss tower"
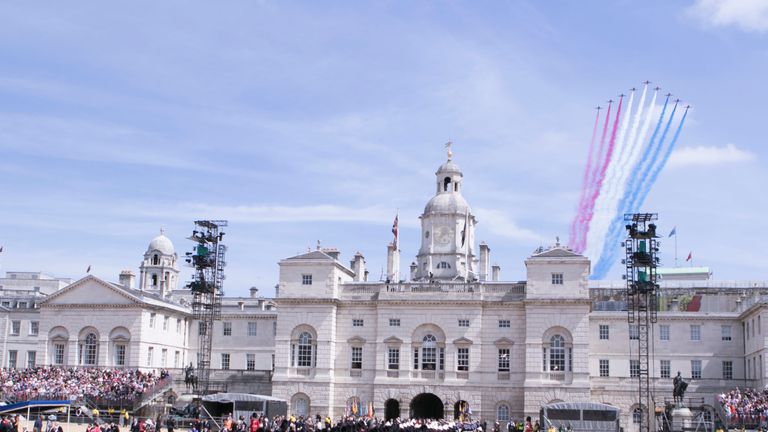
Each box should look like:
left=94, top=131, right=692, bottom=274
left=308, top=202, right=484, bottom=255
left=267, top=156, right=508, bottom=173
left=185, top=220, right=227, bottom=395
left=624, top=213, right=660, bottom=432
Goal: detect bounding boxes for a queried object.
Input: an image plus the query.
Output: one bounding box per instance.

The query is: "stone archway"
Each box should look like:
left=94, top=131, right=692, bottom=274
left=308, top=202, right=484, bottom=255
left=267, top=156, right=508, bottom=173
left=410, top=393, right=444, bottom=419
left=385, top=399, right=401, bottom=421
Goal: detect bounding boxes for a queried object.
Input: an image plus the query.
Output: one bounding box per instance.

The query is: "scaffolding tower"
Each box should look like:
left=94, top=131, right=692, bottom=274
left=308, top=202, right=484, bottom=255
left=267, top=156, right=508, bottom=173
left=185, top=220, right=227, bottom=395
left=624, top=213, right=660, bottom=432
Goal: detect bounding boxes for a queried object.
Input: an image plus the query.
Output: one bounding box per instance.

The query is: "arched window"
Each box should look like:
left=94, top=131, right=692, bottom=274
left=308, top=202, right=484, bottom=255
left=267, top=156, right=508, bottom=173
left=293, top=395, right=309, bottom=417
left=293, top=332, right=315, bottom=367
left=80, top=333, right=98, bottom=366
left=151, top=274, right=158, bottom=286
left=549, top=335, right=565, bottom=371
left=632, top=407, right=643, bottom=424
left=153, top=254, right=159, bottom=265
left=496, top=404, right=510, bottom=422
left=437, top=262, right=451, bottom=269
left=443, top=177, right=451, bottom=192
left=542, top=332, right=572, bottom=372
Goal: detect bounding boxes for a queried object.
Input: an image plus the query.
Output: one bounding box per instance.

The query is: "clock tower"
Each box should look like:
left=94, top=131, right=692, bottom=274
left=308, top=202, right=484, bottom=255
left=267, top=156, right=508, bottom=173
left=414, top=145, right=477, bottom=281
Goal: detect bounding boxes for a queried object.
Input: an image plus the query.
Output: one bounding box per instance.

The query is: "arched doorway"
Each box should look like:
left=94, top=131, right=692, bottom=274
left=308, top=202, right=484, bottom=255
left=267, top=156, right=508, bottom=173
left=385, top=399, right=401, bottom=421
left=410, top=393, right=444, bottom=419
left=454, top=400, right=469, bottom=420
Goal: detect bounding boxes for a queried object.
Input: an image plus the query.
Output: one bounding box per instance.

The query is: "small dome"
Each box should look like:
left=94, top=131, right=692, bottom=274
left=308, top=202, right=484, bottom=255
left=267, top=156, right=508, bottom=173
left=436, top=160, right=462, bottom=175
left=424, top=193, right=470, bottom=215
left=147, top=233, right=175, bottom=255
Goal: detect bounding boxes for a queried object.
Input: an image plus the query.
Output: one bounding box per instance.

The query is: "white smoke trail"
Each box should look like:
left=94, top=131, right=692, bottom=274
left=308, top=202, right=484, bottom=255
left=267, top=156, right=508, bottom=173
left=583, top=89, right=635, bottom=262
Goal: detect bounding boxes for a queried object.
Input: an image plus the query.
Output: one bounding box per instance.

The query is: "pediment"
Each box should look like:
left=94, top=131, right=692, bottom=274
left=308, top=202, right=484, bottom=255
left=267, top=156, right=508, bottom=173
left=383, top=336, right=403, bottom=345
left=494, top=337, right=514, bottom=347
left=452, top=337, right=474, bottom=346
left=347, top=336, right=367, bottom=345
left=42, top=275, right=140, bottom=306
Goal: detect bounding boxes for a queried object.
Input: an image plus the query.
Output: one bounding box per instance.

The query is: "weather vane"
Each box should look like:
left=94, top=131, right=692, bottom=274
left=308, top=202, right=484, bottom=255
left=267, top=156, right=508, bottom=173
left=445, top=140, right=453, bottom=160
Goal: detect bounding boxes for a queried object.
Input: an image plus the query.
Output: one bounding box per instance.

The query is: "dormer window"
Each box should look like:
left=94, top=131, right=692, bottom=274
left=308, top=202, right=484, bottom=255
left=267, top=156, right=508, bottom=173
left=152, top=254, right=159, bottom=265
left=437, top=262, right=451, bottom=269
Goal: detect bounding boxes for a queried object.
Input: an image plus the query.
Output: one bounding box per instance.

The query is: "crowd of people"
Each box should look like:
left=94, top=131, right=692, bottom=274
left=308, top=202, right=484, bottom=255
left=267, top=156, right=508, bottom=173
left=718, top=387, right=768, bottom=426
left=0, top=366, right=170, bottom=403
left=183, top=414, right=542, bottom=432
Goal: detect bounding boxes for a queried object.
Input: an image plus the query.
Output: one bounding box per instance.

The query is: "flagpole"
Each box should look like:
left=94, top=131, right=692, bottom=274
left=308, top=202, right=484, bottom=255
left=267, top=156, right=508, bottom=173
left=674, top=231, right=678, bottom=268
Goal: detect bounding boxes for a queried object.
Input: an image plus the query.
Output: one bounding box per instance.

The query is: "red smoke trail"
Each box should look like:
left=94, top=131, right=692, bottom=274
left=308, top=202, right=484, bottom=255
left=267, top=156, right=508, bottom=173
left=574, top=100, right=613, bottom=252
left=569, top=108, right=602, bottom=249
left=577, top=95, right=624, bottom=253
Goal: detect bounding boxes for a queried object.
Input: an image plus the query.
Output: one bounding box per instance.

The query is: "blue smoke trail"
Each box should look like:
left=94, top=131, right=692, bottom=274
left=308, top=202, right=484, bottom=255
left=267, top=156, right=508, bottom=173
left=631, top=106, right=689, bottom=211
left=590, top=96, right=673, bottom=279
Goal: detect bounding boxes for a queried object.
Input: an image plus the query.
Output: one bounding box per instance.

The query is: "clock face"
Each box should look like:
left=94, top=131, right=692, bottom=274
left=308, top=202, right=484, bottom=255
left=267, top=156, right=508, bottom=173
left=435, top=226, right=454, bottom=245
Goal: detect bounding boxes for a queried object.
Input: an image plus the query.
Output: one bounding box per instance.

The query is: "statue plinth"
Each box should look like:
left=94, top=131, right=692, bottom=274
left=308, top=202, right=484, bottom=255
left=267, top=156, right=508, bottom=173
left=671, top=406, right=693, bottom=432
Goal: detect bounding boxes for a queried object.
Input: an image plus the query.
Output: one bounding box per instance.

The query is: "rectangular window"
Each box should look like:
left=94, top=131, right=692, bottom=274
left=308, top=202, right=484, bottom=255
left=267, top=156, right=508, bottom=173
left=223, top=322, right=232, bottom=336
left=660, top=360, right=671, bottom=378
left=199, top=322, right=207, bottom=336
left=723, top=360, right=733, bottom=380
left=27, top=351, right=36, bottom=368
left=458, top=319, right=470, bottom=327
left=10, top=321, right=20, bottom=336
left=599, top=359, right=609, bottom=377
left=457, top=348, right=469, bottom=371
left=115, top=344, right=126, bottom=366
left=17, top=302, right=27, bottom=309
left=147, top=347, right=154, bottom=367
left=247, top=354, right=256, bottom=371
left=351, top=346, right=362, bottom=369
left=413, top=348, right=419, bottom=370
left=8, top=350, right=17, bottom=368
left=176, top=319, right=182, bottom=333
left=499, top=320, right=511, bottom=328
left=389, top=318, right=401, bottom=327
left=163, top=316, right=169, bottom=331
left=221, top=353, right=230, bottom=370
left=29, top=321, right=39, bottom=336
left=498, top=348, right=510, bottom=372
left=722, top=325, right=732, bottom=341
left=174, top=351, right=180, bottom=368
left=248, top=322, right=258, bottom=336
left=54, top=344, right=65, bottom=365
left=388, top=348, right=399, bottom=370
left=423, top=347, right=437, bottom=370
left=161, top=349, right=167, bottom=367
left=1, top=301, right=9, bottom=308
left=149, top=313, right=156, bottom=328
left=352, top=319, right=364, bottom=327
left=629, top=324, right=639, bottom=340
left=551, top=273, right=564, bottom=285
left=630, top=360, right=640, bottom=378
left=599, top=324, right=609, bottom=340
left=691, top=360, right=702, bottom=379
left=660, top=325, right=670, bottom=341
left=691, top=325, right=701, bottom=341
left=273, top=321, right=277, bottom=337
left=302, top=274, right=313, bottom=285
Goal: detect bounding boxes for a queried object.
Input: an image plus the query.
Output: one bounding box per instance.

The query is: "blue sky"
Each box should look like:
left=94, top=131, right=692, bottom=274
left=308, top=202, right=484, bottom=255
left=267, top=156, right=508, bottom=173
left=1, top=1, right=766, bottom=297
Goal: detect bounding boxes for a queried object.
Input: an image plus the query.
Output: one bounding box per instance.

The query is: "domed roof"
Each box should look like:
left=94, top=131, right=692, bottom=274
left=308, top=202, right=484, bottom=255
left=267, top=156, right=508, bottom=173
left=147, top=231, right=175, bottom=255
left=424, top=192, right=470, bottom=215
left=436, top=160, right=462, bottom=175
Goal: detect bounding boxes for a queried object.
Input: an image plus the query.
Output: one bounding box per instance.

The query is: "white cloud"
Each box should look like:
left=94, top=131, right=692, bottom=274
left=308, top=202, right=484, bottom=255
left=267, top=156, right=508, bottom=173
left=687, top=0, right=768, bottom=32
left=474, top=208, right=540, bottom=242
left=668, top=143, right=756, bottom=168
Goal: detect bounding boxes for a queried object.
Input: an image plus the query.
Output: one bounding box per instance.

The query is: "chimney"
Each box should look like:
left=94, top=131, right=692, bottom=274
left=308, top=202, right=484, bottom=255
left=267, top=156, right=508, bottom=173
left=492, top=264, right=501, bottom=282
left=250, top=286, right=259, bottom=298
left=322, top=247, right=341, bottom=261
left=479, top=242, right=490, bottom=281
left=238, top=301, right=245, bottom=311
left=119, top=270, right=135, bottom=289
left=410, top=262, right=418, bottom=281
left=353, top=252, right=366, bottom=282
left=386, top=243, right=400, bottom=282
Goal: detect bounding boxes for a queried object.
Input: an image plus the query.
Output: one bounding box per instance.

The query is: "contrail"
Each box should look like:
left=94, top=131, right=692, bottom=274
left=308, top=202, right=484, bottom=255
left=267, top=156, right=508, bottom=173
left=592, top=99, right=679, bottom=278
left=578, top=94, right=623, bottom=253
left=590, top=87, right=657, bottom=276
left=569, top=108, right=602, bottom=249
left=574, top=100, right=613, bottom=252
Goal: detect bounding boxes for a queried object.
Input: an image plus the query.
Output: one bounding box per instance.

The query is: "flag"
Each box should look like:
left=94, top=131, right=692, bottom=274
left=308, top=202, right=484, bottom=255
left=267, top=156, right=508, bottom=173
left=86, top=265, right=91, bottom=273
left=0, top=246, right=3, bottom=253
left=668, top=227, right=677, bottom=238
left=391, top=214, right=399, bottom=246
left=686, top=252, right=692, bottom=262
